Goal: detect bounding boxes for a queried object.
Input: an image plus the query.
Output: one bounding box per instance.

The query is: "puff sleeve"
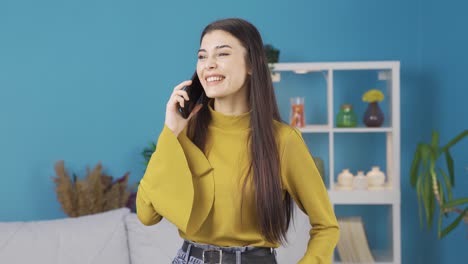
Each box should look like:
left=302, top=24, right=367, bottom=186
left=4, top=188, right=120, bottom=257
left=136, top=125, right=214, bottom=234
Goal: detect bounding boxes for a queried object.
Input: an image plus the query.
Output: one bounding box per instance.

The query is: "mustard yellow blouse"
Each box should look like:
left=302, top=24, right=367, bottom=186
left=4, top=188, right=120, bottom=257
left=136, top=106, right=339, bottom=263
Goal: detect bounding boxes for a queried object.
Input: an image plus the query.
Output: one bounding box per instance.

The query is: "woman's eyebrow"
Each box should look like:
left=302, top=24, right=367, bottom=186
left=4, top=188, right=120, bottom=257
left=198, top=44, right=233, bottom=53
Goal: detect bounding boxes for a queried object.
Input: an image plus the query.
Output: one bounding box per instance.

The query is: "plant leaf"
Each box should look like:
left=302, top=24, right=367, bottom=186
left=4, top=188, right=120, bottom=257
left=414, top=144, right=431, bottom=228
left=439, top=168, right=452, bottom=201
left=410, top=144, right=422, bottom=187
left=438, top=180, right=445, bottom=204
left=443, top=130, right=468, bottom=150
left=437, top=201, right=443, bottom=238
left=431, top=131, right=439, bottom=154
left=416, top=173, right=424, bottom=227
left=445, top=150, right=455, bottom=186
left=441, top=130, right=468, bottom=184
left=439, top=207, right=468, bottom=239
left=419, top=144, right=430, bottom=164
left=428, top=184, right=435, bottom=228
left=423, top=172, right=435, bottom=228
left=441, top=197, right=468, bottom=209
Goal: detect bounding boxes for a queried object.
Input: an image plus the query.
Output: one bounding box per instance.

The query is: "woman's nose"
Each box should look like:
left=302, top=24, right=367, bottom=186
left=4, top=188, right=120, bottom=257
left=205, top=57, right=217, bottom=70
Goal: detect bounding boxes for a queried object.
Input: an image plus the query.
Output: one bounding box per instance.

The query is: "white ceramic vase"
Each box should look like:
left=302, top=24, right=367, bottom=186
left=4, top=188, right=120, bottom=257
left=337, top=169, right=354, bottom=190
left=353, top=171, right=368, bottom=190
left=367, top=166, right=386, bottom=190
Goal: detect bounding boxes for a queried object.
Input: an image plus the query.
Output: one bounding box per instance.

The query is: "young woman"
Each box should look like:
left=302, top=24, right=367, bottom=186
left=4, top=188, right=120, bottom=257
left=136, top=18, right=339, bottom=264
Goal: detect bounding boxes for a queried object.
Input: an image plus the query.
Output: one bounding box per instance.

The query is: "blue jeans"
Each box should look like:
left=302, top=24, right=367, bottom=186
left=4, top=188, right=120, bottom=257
left=172, top=248, right=204, bottom=264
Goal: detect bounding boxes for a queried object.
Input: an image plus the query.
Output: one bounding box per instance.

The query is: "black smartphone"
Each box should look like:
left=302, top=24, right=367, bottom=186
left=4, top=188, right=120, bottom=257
left=177, top=73, right=206, bottom=119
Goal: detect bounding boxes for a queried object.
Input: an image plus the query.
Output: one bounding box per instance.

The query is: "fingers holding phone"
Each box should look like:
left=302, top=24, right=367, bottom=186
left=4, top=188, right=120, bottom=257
left=177, top=73, right=206, bottom=119
left=165, top=80, right=202, bottom=136
left=172, top=86, right=190, bottom=108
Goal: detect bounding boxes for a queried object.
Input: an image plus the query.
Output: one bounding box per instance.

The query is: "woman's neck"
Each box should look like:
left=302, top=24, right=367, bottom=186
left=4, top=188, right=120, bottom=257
left=213, top=96, right=249, bottom=115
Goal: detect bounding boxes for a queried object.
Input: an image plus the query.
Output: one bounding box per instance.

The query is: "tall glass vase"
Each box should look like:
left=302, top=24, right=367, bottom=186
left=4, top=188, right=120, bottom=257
left=363, top=102, right=384, bottom=127
left=290, top=97, right=305, bottom=127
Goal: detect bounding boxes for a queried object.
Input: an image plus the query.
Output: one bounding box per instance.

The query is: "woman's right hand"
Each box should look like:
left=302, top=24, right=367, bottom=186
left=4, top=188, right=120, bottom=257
left=165, top=80, right=203, bottom=137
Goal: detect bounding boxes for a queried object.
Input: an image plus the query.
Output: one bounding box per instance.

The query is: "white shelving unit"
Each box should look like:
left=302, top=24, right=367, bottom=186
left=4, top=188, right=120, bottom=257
left=273, top=61, right=401, bottom=264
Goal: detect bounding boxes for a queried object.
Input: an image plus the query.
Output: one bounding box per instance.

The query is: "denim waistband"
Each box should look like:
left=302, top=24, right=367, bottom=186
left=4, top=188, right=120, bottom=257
left=179, top=240, right=277, bottom=264
left=183, top=240, right=265, bottom=253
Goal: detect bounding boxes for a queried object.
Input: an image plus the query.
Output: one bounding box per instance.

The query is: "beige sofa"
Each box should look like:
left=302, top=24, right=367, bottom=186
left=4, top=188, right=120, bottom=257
left=0, top=207, right=312, bottom=264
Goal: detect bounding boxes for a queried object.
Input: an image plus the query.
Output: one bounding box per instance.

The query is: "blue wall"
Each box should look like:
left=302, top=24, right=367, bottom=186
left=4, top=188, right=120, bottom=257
left=1, top=0, right=465, bottom=263
left=418, top=0, right=468, bottom=263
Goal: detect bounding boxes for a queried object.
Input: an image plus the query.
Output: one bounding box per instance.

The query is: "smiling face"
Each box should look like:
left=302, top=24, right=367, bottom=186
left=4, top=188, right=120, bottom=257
left=196, top=30, right=250, bottom=103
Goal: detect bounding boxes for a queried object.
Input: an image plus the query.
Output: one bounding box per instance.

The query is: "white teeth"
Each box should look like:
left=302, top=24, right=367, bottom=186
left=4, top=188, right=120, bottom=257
left=206, top=76, right=224, bottom=82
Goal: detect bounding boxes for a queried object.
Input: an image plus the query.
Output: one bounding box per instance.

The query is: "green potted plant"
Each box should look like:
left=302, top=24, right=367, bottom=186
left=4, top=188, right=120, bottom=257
left=264, top=44, right=280, bottom=64
left=409, top=129, right=468, bottom=238
left=264, top=44, right=280, bottom=82
left=142, top=141, right=156, bottom=165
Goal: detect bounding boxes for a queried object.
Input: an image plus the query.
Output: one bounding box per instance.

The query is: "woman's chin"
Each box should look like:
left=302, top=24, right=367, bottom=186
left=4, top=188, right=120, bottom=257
left=205, top=92, right=224, bottom=99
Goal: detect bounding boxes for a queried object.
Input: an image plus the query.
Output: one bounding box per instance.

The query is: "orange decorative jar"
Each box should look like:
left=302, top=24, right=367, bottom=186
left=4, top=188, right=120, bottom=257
left=290, top=97, right=305, bottom=127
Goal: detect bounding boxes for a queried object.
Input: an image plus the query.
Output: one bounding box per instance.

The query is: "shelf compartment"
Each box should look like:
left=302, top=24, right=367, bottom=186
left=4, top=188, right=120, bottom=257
left=332, top=133, right=393, bottom=192
left=334, top=205, right=395, bottom=264
left=274, top=70, right=328, bottom=126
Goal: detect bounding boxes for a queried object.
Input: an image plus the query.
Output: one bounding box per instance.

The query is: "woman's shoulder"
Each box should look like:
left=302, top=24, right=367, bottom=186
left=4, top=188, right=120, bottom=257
left=272, top=120, right=302, bottom=143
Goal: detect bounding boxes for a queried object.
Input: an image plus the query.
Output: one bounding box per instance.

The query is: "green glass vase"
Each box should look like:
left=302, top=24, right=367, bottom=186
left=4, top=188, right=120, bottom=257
left=336, top=104, right=358, bottom=127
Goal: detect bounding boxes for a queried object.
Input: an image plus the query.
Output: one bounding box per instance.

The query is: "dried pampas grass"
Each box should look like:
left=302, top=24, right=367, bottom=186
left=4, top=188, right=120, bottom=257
left=52, top=160, right=131, bottom=217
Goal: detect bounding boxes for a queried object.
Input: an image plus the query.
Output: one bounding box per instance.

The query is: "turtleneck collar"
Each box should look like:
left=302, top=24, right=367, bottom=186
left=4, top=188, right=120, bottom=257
left=208, top=102, right=251, bottom=130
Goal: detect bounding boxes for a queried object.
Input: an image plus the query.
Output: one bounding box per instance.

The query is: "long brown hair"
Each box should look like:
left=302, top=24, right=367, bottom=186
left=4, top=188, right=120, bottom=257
left=187, top=18, right=292, bottom=244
